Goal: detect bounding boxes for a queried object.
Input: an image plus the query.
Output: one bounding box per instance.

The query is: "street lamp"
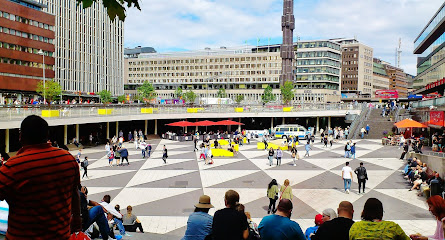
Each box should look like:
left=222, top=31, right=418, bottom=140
left=38, top=49, right=45, bottom=104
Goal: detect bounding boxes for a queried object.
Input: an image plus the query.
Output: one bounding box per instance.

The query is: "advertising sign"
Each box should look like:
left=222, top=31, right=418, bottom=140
left=375, top=90, right=398, bottom=99
left=430, top=111, right=445, bottom=127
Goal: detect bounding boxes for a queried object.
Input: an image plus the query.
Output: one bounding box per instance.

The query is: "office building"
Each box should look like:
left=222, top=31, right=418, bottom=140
left=124, top=46, right=283, bottom=103
left=0, top=0, right=55, bottom=104
left=333, top=38, right=374, bottom=98
left=372, top=59, right=390, bottom=97
left=124, top=46, right=156, bottom=59
left=42, top=0, right=124, bottom=96
left=385, top=64, right=408, bottom=97
left=413, top=2, right=445, bottom=92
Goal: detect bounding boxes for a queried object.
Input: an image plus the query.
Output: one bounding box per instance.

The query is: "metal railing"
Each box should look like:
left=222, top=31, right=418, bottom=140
left=412, top=96, right=445, bottom=108
left=0, top=103, right=362, bottom=121
left=347, top=102, right=367, bottom=140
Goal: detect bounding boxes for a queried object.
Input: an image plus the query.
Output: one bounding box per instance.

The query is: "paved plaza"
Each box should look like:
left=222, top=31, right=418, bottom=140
left=76, top=137, right=436, bottom=239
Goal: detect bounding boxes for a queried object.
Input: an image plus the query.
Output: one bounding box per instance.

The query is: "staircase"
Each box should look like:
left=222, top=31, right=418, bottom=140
left=362, top=108, right=396, bottom=139
left=347, top=103, right=369, bottom=140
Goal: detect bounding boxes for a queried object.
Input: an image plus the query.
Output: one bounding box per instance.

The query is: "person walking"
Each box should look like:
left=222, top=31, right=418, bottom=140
left=76, top=149, right=82, bottom=164
left=263, top=136, right=269, bottom=150
left=360, top=127, right=366, bottom=139
left=268, top=147, right=274, bottom=166
left=342, top=162, right=354, bottom=194
left=140, top=141, right=147, bottom=158
left=400, top=142, right=409, bottom=160
left=323, top=136, right=328, bottom=148
left=276, top=148, right=283, bottom=166
left=329, top=135, right=333, bottom=148
left=267, top=179, right=279, bottom=214
left=82, top=156, right=89, bottom=179
left=354, top=162, right=368, bottom=194
left=279, top=179, right=293, bottom=200
left=162, top=145, right=168, bottom=164
left=291, top=146, right=299, bottom=166
left=344, top=142, right=350, bottom=158
left=365, top=124, right=370, bottom=136
left=193, top=135, right=199, bottom=152
left=247, top=132, right=251, bottom=144
left=350, top=143, right=356, bottom=160
left=207, top=146, right=213, bottom=165
left=200, top=143, right=206, bottom=162
left=147, top=144, right=152, bottom=158
left=108, top=149, right=114, bottom=167
left=304, top=142, right=312, bottom=157
left=119, top=146, right=129, bottom=165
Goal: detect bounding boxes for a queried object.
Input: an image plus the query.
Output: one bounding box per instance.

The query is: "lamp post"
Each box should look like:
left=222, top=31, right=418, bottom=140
left=38, top=49, right=45, bottom=104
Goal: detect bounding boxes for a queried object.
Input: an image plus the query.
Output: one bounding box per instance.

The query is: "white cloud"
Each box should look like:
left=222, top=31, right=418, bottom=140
left=124, top=0, right=443, bottom=75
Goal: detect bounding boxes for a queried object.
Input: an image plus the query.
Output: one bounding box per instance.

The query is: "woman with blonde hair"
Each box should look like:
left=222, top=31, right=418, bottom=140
left=122, top=205, right=144, bottom=233
left=279, top=179, right=292, bottom=200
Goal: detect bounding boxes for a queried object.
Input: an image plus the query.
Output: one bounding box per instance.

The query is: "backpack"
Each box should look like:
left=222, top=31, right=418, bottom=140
left=83, top=160, right=88, bottom=167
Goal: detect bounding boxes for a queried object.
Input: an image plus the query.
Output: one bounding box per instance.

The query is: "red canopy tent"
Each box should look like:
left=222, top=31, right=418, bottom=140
left=194, top=120, right=216, bottom=126
left=214, top=120, right=244, bottom=126
left=166, top=121, right=196, bottom=127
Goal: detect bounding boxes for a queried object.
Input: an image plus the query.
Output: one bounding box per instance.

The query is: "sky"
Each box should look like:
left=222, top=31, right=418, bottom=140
left=124, top=0, right=444, bottom=75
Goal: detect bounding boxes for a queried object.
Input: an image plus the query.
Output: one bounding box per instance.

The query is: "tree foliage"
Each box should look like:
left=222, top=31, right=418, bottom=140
left=184, top=90, right=197, bottom=104
left=175, top=87, right=183, bottom=99
left=36, top=80, right=62, bottom=105
left=261, top=85, right=276, bottom=104
left=137, top=81, right=157, bottom=104
left=77, top=0, right=141, bottom=21
left=217, top=88, right=227, bottom=98
left=235, top=95, right=244, bottom=105
left=117, top=95, right=126, bottom=103
left=280, top=81, right=295, bottom=105
left=99, top=90, right=112, bottom=104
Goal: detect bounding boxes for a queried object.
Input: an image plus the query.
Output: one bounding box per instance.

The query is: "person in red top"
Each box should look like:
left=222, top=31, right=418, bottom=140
left=0, top=115, right=81, bottom=239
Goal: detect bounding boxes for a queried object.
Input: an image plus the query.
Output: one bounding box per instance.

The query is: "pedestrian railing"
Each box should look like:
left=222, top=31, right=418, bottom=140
left=0, top=103, right=362, bottom=121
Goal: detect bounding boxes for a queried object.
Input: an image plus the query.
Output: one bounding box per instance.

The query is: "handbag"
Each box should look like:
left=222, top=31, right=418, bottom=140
left=70, top=232, right=91, bottom=240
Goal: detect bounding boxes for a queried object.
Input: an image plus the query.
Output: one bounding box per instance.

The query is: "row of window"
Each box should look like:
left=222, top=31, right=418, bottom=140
left=128, top=77, right=280, bottom=84
left=297, top=59, right=341, bottom=68
left=0, top=26, right=54, bottom=44
left=0, top=10, right=54, bottom=31
left=128, top=63, right=281, bottom=72
left=297, top=66, right=340, bottom=75
left=296, top=51, right=341, bottom=60
left=297, top=41, right=341, bottom=51
left=130, top=56, right=279, bottom=65
left=0, top=41, right=53, bottom=56
left=129, top=70, right=281, bottom=78
left=296, top=74, right=340, bottom=82
left=0, top=57, right=53, bottom=70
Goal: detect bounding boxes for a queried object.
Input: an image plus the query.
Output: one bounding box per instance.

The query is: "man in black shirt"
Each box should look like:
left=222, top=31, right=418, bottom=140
left=312, top=201, right=354, bottom=240
left=400, top=142, right=409, bottom=160
left=212, top=190, right=249, bottom=240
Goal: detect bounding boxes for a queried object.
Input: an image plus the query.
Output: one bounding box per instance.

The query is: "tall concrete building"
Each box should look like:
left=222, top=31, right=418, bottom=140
left=280, top=0, right=295, bottom=85
left=42, top=0, right=124, bottom=96
left=385, top=64, right=408, bottom=97
left=0, top=0, right=55, bottom=103
left=413, top=2, right=445, bottom=92
left=333, top=38, right=374, bottom=98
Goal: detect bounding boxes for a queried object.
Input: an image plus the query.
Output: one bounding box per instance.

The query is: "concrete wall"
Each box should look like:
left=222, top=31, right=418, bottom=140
left=410, top=152, right=445, bottom=177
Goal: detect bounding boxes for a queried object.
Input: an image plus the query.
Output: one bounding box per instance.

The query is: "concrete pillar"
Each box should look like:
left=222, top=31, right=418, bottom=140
left=316, top=117, right=320, bottom=134
left=282, top=117, right=285, bottom=125
left=271, top=117, right=274, bottom=129
left=154, top=119, right=158, bottom=135
left=106, top=122, right=110, bottom=140
left=115, top=121, right=119, bottom=137
left=185, top=126, right=188, bottom=133
left=144, top=120, right=148, bottom=135
left=328, top=116, right=331, bottom=129
left=238, top=118, right=241, bottom=131
left=5, top=129, right=9, bottom=153
left=64, top=125, right=68, bottom=145
left=75, top=124, right=79, bottom=142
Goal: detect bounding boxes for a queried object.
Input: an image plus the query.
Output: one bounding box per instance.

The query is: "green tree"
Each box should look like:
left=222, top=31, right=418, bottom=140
left=117, top=95, right=126, bottom=103
left=184, top=90, right=197, bottom=104
left=217, top=88, right=227, bottom=98
left=261, top=85, right=276, bottom=104
left=99, top=90, right=112, bottom=104
left=77, top=0, right=140, bottom=21
left=137, top=81, right=157, bottom=105
left=235, top=95, right=244, bottom=105
left=175, top=87, right=183, bottom=99
left=36, top=80, right=62, bottom=107
left=280, top=81, right=295, bottom=105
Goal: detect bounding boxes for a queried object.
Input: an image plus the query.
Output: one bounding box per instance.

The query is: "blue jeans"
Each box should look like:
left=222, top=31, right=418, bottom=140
left=87, top=206, right=110, bottom=240
left=344, top=151, right=350, bottom=158
left=361, top=132, right=364, bottom=138
left=344, top=179, right=351, bottom=191
left=114, top=218, right=126, bottom=235
left=142, top=149, right=145, bottom=158
left=350, top=152, right=356, bottom=159
left=268, top=156, right=273, bottom=166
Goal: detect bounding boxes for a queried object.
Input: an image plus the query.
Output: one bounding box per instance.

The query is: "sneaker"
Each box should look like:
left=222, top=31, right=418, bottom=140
left=362, top=191, right=365, bottom=194
left=124, top=233, right=132, bottom=237
left=346, top=189, right=350, bottom=194
left=293, top=164, right=296, bottom=166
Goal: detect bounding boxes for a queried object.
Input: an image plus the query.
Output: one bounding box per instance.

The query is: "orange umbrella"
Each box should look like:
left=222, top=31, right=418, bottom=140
left=394, top=119, right=427, bottom=129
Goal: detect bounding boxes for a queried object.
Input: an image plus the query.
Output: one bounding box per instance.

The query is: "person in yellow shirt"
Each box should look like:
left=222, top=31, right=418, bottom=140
left=280, top=179, right=293, bottom=200
left=349, top=198, right=410, bottom=240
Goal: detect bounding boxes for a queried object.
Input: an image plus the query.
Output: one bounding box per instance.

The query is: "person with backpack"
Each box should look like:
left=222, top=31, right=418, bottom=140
left=344, top=142, right=350, bottom=158
left=81, top=156, right=89, bottom=179
left=354, top=162, right=368, bottom=194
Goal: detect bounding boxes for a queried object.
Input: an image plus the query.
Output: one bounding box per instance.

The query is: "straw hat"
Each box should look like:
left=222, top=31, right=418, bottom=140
left=194, top=195, right=214, bottom=209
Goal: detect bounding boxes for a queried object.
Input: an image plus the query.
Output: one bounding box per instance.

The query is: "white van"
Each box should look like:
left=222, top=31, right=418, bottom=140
left=273, top=125, right=308, bottom=139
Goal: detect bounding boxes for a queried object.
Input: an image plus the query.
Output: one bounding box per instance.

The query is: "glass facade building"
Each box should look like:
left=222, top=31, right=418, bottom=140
left=413, top=2, right=445, bottom=90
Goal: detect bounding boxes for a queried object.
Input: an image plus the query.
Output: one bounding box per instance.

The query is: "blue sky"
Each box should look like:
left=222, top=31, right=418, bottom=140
left=124, top=0, right=444, bottom=75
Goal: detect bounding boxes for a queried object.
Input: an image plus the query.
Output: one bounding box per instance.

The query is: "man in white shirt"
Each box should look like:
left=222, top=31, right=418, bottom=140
left=341, top=162, right=353, bottom=194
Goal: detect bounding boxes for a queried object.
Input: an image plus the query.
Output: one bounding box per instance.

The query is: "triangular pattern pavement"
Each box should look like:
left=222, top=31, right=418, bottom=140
left=79, top=139, right=436, bottom=237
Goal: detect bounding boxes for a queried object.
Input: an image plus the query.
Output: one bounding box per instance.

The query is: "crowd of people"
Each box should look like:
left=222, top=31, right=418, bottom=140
left=182, top=189, right=445, bottom=240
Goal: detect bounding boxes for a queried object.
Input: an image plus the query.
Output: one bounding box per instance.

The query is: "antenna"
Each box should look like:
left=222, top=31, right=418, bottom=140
left=396, top=38, right=402, bottom=68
